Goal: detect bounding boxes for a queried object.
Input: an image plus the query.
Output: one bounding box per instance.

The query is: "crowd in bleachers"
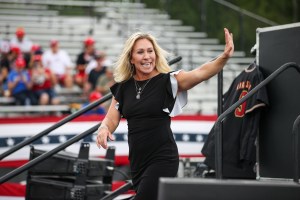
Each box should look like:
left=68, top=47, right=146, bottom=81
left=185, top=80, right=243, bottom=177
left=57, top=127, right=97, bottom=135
left=0, top=27, right=114, bottom=113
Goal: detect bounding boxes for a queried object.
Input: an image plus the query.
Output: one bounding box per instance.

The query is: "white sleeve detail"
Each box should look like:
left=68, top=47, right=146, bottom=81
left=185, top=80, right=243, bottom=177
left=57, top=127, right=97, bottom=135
left=163, top=70, right=188, bottom=117
left=115, top=102, right=119, bottom=110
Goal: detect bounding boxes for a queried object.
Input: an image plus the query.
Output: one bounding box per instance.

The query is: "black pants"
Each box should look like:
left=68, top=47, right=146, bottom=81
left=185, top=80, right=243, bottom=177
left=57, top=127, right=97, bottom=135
left=133, top=159, right=178, bottom=200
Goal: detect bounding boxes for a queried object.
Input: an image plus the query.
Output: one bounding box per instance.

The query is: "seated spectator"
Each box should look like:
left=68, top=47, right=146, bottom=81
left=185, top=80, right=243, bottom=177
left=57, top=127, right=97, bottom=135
left=42, top=39, right=74, bottom=89
left=7, top=57, right=36, bottom=105
left=83, top=91, right=106, bottom=115
left=96, top=64, right=115, bottom=95
left=70, top=90, right=106, bottom=115
left=31, top=55, right=60, bottom=105
left=28, top=43, right=43, bottom=66
left=75, top=37, right=96, bottom=88
left=83, top=51, right=107, bottom=96
left=0, top=39, right=10, bottom=55
left=1, top=44, right=23, bottom=97
left=10, top=27, right=33, bottom=67
left=0, top=40, right=11, bottom=96
left=85, top=50, right=113, bottom=75
left=95, top=64, right=115, bottom=111
left=8, top=45, right=22, bottom=70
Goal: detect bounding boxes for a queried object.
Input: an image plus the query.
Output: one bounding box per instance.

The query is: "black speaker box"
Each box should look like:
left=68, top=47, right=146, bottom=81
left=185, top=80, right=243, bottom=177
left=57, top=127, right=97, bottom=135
left=158, top=178, right=300, bottom=200
left=257, top=22, right=300, bottom=179
left=26, top=176, right=111, bottom=200
left=28, top=147, right=114, bottom=180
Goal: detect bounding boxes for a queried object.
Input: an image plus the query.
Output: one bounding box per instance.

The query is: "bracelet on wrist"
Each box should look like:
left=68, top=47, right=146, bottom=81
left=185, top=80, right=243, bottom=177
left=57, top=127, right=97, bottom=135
left=98, top=125, right=109, bottom=131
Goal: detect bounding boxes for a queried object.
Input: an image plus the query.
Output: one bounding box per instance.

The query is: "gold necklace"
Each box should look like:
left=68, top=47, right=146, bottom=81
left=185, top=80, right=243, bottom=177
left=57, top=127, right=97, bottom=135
left=134, top=78, right=152, bottom=99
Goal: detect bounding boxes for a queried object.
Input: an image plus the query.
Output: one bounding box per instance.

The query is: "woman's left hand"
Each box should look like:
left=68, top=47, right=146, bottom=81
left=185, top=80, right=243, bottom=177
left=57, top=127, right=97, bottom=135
left=223, top=28, right=234, bottom=59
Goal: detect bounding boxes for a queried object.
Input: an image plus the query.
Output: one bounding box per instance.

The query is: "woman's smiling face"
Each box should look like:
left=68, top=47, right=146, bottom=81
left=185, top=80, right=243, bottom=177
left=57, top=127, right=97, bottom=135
left=131, top=38, right=157, bottom=78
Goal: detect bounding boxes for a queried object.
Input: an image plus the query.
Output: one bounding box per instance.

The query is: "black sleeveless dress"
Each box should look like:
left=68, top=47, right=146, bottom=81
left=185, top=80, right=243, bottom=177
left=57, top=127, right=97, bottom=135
left=110, top=72, right=186, bottom=200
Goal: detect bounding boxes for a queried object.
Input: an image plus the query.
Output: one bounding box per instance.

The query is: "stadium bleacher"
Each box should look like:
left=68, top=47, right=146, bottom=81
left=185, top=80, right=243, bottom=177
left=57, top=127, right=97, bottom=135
left=0, top=0, right=255, bottom=115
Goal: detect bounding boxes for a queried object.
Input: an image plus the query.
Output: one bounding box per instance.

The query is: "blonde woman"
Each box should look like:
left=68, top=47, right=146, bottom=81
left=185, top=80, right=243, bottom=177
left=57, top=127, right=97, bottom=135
left=96, top=28, right=234, bottom=200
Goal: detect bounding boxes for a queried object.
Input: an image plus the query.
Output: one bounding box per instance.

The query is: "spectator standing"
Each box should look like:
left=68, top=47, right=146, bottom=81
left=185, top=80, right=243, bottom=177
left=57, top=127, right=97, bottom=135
left=7, top=57, right=36, bottom=105
left=75, top=37, right=96, bottom=88
left=42, top=40, right=74, bottom=89
left=31, top=55, right=60, bottom=105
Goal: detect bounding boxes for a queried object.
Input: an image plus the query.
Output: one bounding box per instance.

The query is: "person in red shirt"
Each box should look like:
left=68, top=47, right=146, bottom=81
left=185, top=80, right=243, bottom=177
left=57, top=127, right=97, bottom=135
left=31, top=54, right=60, bottom=105
left=28, top=43, right=43, bottom=69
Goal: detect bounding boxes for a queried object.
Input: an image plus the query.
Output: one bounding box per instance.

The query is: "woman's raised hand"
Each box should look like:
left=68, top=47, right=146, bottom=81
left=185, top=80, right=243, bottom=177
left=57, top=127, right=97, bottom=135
left=223, top=28, right=234, bottom=59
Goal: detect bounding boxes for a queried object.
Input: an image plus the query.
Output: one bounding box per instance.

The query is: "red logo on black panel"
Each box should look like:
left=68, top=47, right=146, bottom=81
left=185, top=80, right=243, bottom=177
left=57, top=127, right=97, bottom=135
left=235, top=90, right=248, bottom=117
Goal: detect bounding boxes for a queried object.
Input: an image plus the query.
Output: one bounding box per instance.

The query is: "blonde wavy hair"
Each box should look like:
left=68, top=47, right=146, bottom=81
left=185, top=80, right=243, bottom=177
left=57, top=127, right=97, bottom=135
left=113, top=32, right=172, bottom=83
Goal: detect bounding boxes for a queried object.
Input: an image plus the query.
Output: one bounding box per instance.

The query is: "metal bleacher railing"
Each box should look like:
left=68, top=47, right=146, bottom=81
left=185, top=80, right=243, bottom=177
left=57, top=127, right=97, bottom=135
left=0, top=0, right=262, bottom=115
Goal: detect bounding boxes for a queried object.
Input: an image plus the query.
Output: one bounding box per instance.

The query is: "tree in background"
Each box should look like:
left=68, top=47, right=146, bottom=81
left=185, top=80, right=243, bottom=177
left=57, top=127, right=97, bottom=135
left=140, top=0, right=299, bottom=55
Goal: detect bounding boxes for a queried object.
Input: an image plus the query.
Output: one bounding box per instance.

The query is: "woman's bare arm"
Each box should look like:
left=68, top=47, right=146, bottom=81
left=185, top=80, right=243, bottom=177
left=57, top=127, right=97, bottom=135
left=96, top=97, right=121, bottom=149
left=176, top=28, right=234, bottom=91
